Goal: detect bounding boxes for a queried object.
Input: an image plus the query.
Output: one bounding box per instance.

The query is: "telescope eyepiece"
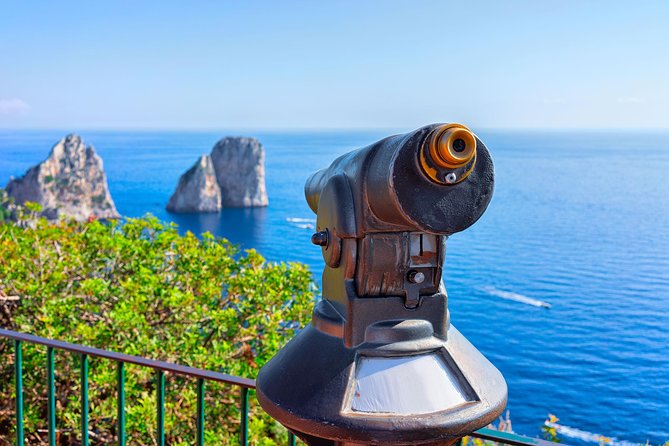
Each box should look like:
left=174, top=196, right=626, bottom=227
left=420, top=124, right=477, bottom=185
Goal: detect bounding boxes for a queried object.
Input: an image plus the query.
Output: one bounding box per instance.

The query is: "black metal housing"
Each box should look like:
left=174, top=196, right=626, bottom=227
left=257, top=124, right=507, bottom=446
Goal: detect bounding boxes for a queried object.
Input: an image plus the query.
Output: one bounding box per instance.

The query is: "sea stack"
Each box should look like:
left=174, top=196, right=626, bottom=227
left=166, top=155, right=222, bottom=213
left=5, top=134, right=119, bottom=221
left=167, top=136, right=268, bottom=213
left=211, top=137, right=268, bottom=207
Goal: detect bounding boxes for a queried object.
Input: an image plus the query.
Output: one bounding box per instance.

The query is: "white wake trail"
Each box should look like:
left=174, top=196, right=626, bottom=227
left=545, top=421, right=638, bottom=446
left=286, top=217, right=315, bottom=230
left=480, top=286, right=551, bottom=309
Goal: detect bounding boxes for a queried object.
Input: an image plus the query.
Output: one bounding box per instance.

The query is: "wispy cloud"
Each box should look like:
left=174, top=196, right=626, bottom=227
left=617, top=97, right=647, bottom=104
left=0, top=98, right=30, bottom=115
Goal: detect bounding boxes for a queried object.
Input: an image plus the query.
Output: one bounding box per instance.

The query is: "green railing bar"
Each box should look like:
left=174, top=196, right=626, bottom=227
left=15, top=340, right=24, bottom=446
left=157, top=370, right=165, bottom=446
left=117, top=362, right=126, bottom=446
left=196, top=378, right=205, bottom=446
left=47, top=347, right=56, bottom=446
left=81, top=354, right=89, bottom=446
left=288, top=431, right=296, bottom=446
left=0, top=329, right=255, bottom=388
left=240, top=387, right=249, bottom=446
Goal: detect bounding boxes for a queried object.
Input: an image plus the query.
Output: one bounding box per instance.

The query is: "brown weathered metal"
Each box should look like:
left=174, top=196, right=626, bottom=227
left=258, top=123, right=507, bottom=445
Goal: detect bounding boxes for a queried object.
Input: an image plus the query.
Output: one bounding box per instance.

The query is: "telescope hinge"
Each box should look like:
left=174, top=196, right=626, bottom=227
left=355, top=232, right=441, bottom=309
left=404, top=288, right=420, bottom=309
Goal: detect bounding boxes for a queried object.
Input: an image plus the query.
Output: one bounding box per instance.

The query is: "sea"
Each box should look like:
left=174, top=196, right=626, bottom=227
left=1, top=129, right=668, bottom=444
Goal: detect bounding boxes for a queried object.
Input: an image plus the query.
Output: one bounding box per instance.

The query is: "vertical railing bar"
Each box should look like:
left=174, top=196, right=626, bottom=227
left=196, top=378, right=205, bottom=446
left=157, top=370, right=165, bottom=446
left=288, top=431, right=297, bottom=446
left=117, top=362, right=126, bottom=446
left=240, top=387, right=249, bottom=446
left=81, top=354, right=89, bottom=446
left=15, top=340, right=24, bottom=446
left=47, top=346, right=56, bottom=446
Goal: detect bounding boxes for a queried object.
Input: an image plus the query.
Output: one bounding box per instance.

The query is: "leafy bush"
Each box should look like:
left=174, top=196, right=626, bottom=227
left=0, top=189, right=13, bottom=222
left=0, top=210, right=315, bottom=445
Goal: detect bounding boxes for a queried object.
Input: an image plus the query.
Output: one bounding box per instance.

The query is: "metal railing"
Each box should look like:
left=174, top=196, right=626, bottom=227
left=1, top=328, right=557, bottom=446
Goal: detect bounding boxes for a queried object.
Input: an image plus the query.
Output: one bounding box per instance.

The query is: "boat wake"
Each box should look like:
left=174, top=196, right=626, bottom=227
left=480, top=286, right=551, bottom=309
left=286, top=217, right=315, bottom=230
left=545, top=420, right=638, bottom=446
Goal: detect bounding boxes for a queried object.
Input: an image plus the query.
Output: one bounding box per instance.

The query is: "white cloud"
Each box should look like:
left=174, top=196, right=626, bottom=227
left=617, top=97, right=647, bottom=104
left=0, top=98, right=30, bottom=115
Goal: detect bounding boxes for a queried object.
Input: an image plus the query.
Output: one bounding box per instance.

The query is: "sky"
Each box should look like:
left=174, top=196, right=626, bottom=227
left=0, top=1, right=668, bottom=130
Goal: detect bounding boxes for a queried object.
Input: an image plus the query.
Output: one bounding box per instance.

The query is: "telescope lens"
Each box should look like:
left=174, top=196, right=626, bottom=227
left=420, top=124, right=478, bottom=185
left=431, top=125, right=476, bottom=167
left=453, top=138, right=466, bottom=153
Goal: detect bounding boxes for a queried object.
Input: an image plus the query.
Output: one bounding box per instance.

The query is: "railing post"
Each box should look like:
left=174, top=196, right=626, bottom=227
left=81, top=354, right=89, bottom=446
left=240, top=387, right=249, bottom=446
left=47, top=347, right=56, bottom=446
left=117, top=362, right=126, bottom=446
left=288, top=431, right=297, bottom=446
left=157, top=370, right=165, bottom=446
left=196, top=378, right=205, bottom=446
left=15, top=340, right=23, bottom=446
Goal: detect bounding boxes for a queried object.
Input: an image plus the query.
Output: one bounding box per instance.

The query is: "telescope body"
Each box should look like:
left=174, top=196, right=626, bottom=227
left=257, top=124, right=506, bottom=445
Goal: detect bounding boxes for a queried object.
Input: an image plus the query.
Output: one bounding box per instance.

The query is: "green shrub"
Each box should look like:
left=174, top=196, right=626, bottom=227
left=0, top=189, right=13, bottom=222
left=0, top=212, right=316, bottom=445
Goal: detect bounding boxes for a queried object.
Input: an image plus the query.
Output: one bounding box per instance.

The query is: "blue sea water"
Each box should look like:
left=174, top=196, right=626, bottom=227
left=1, top=129, right=668, bottom=443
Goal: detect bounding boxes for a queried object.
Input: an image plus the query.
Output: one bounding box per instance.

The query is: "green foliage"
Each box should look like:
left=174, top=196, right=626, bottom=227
left=0, top=189, right=13, bottom=222
left=0, top=214, right=316, bottom=445
left=541, top=414, right=561, bottom=443
left=23, top=201, right=43, bottom=214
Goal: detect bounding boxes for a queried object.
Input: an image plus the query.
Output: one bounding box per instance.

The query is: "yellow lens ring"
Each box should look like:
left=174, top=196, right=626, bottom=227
left=420, top=124, right=478, bottom=185
left=428, top=124, right=476, bottom=169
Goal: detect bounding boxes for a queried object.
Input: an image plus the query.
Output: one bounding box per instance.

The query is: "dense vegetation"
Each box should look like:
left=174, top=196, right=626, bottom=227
left=0, top=199, right=315, bottom=445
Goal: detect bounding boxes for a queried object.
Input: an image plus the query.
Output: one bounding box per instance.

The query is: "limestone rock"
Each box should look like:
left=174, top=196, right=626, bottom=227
left=5, top=134, right=119, bottom=221
left=210, top=137, right=268, bottom=207
left=166, top=155, right=222, bottom=213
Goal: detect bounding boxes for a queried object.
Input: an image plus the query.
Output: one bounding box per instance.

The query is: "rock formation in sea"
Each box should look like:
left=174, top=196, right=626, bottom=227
left=211, top=137, right=268, bottom=207
left=167, top=136, right=268, bottom=212
left=166, top=155, right=222, bottom=213
left=5, top=134, right=120, bottom=221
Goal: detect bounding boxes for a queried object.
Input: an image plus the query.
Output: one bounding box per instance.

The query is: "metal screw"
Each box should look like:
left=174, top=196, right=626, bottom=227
left=407, top=270, right=425, bottom=284
left=311, top=230, right=328, bottom=246
left=444, top=172, right=457, bottom=184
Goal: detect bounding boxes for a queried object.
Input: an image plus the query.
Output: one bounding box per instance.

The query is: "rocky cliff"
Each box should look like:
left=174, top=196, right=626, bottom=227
left=167, top=136, right=268, bottom=213
left=166, top=155, right=222, bottom=213
left=211, top=137, right=268, bottom=207
left=5, top=134, right=119, bottom=221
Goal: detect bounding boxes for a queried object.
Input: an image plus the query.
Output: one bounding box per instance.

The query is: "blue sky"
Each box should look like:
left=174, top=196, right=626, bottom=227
left=1, top=1, right=667, bottom=130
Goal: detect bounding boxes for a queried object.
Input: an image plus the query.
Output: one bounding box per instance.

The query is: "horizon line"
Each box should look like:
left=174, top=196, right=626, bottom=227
left=1, top=126, right=669, bottom=133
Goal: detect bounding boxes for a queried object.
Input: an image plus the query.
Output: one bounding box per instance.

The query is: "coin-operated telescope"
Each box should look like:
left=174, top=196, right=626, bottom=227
left=257, top=124, right=507, bottom=445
